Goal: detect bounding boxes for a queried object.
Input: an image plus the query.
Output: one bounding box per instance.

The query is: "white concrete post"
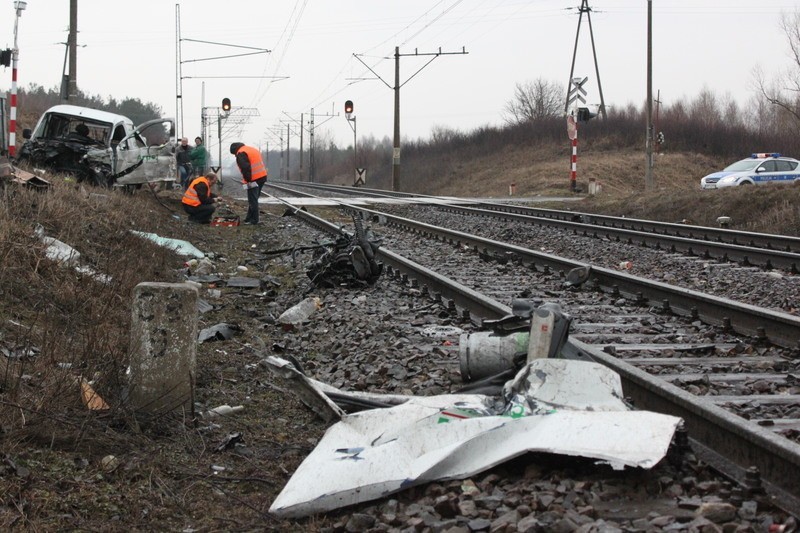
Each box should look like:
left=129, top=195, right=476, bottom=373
left=128, top=282, right=198, bottom=414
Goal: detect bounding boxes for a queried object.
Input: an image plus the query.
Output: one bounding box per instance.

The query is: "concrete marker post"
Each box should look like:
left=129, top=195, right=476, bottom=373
left=128, top=282, right=198, bottom=415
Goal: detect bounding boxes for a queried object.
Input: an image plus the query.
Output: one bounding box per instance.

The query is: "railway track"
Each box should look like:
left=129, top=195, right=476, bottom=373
left=262, top=187, right=800, bottom=517
left=270, top=180, right=800, bottom=273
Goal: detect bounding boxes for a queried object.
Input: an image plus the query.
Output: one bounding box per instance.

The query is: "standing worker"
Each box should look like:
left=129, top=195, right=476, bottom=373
left=230, top=142, right=267, bottom=225
left=190, top=136, right=208, bottom=177
left=176, top=137, right=193, bottom=188
left=182, top=172, right=221, bottom=224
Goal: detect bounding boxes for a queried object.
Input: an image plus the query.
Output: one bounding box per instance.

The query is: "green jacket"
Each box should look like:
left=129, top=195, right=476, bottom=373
left=190, top=145, right=208, bottom=169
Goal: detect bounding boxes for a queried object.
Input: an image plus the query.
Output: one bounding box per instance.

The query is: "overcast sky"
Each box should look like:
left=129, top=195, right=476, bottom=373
left=3, top=0, right=799, bottom=158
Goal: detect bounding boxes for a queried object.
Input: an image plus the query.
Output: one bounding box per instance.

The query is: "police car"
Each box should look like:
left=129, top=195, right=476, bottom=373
left=700, top=153, right=800, bottom=189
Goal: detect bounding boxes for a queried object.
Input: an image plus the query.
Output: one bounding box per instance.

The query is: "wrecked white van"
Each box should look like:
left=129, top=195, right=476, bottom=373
left=17, top=105, right=177, bottom=188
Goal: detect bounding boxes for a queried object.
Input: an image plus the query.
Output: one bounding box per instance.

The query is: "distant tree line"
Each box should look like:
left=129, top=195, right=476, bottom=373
left=11, top=83, right=163, bottom=133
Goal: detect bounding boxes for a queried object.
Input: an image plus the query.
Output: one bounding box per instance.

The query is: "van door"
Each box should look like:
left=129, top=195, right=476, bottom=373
left=113, top=118, right=177, bottom=186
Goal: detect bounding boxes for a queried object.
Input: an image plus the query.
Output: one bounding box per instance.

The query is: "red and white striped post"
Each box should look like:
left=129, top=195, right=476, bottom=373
left=8, top=0, right=28, bottom=157
left=570, top=133, right=578, bottom=192
left=9, top=1, right=27, bottom=158
left=9, top=60, right=18, bottom=157
left=567, top=114, right=578, bottom=192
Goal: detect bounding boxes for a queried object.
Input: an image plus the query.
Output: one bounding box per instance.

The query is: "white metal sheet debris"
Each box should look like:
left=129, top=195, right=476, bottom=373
left=35, top=225, right=111, bottom=283
left=269, top=358, right=682, bottom=518
left=130, top=230, right=205, bottom=259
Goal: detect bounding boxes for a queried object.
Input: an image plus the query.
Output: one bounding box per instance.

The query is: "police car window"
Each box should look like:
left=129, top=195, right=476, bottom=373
left=775, top=160, right=794, bottom=172
left=759, top=161, right=777, bottom=172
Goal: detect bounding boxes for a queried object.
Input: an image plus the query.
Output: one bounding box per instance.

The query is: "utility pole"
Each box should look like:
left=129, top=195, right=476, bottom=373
left=354, top=45, right=468, bottom=192
left=286, top=122, right=291, bottom=181
left=393, top=47, right=400, bottom=192
left=565, top=0, right=607, bottom=119
left=299, top=113, right=304, bottom=179
left=645, top=0, right=654, bottom=190
left=304, top=107, right=339, bottom=183
left=67, top=0, right=78, bottom=101
left=309, top=109, right=315, bottom=183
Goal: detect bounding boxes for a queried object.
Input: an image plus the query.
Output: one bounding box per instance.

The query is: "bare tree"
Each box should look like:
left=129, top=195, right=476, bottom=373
left=754, top=11, right=800, bottom=126
left=502, top=78, right=563, bottom=124
left=688, top=88, right=720, bottom=128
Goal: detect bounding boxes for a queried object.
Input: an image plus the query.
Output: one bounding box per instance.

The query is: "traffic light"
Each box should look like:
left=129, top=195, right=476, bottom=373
left=0, top=49, right=11, bottom=67
left=222, top=98, right=231, bottom=112
left=576, top=107, right=597, bottom=122
left=344, top=100, right=354, bottom=116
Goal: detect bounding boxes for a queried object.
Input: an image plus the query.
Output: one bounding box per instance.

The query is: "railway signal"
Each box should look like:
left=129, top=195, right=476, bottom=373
left=576, top=107, right=597, bottom=122
left=222, top=98, right=231, bottom=112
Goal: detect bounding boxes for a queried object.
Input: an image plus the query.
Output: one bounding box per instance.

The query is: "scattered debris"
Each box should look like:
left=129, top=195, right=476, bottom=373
left=0, top=157, right=51, bottom=189
left=130, top=230, right=205, bottom=259
left=563, top=265, right=591, bottom=288
left=225, top=276, right=262, bottom=289
left=214, top=432, right=244, bottom=453
left=196, top=299, right=214, bottom=314
left=263, top=215, right=384, bottom=288
left=277, top=297, right=322, bottom=330
left=198, top=323, right=241, bottom=343
left=202, top=404, right=244, bottom=418
left=1, top=345, right=39, bottom=359
left=100, top=455, right=120, bottom=473
left=460, top=302, right=573, bottom=384
left=80, top=378, right=110, bottom=411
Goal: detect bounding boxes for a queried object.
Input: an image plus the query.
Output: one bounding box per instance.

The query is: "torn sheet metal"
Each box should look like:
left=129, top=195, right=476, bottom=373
left=130, top=230, right=205, bottom=259
left=269, top=359, right=681, bottom=518
left=262, top=356, right=345, bottom=423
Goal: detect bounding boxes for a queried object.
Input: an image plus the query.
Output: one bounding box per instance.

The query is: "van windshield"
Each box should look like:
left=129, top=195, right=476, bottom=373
left=35, top=113, right=111, bottom=145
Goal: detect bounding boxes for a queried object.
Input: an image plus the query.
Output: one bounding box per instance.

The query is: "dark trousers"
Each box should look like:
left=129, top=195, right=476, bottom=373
left=245, top=178, right=266, bottom=223
left=183, top=203, right=216, bottom=224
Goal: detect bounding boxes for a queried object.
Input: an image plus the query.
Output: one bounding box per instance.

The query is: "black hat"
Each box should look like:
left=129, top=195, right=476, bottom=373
left=230, top=142, right=244, bottom=155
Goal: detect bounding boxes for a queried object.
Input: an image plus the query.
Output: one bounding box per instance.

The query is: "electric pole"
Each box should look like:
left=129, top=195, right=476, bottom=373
left=354, top=45, right=468, bottom=192
left=67, top=0, right=78, bottom=101
left=565, top=0, right=607, bottom=119
left=645, top=0, right=654, bottom=190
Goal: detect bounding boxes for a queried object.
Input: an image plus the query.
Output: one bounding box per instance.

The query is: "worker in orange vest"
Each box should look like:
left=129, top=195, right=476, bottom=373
left=230, top=142, right=267, bottom=225
left=182, top=172, right=220, bottom=224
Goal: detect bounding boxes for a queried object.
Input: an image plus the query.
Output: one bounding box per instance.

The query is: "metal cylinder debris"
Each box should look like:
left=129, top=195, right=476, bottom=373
left=459, top=331, right=529, bottom=382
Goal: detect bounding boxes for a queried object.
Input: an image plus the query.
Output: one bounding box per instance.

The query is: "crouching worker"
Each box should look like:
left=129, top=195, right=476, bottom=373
left=182, top=172, right=220, bottom=224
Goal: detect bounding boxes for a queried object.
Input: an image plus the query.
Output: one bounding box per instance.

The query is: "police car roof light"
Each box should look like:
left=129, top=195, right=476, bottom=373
left=750, top=152, right=780, bottom=159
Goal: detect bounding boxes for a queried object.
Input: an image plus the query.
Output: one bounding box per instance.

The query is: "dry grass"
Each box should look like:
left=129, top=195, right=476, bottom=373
left=0, top=179, right=185, bottom=447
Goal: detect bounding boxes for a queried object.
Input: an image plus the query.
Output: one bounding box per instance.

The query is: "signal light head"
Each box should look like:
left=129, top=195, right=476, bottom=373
left=222, top=98, right=231, bottom=112
left=344, top=100, right=354, bottom=116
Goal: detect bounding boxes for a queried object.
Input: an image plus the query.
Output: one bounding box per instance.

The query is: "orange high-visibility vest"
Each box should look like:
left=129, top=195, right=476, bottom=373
left=236, top=145, right=267, bottom=183
left=182, top=176, right=210, bottom=207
